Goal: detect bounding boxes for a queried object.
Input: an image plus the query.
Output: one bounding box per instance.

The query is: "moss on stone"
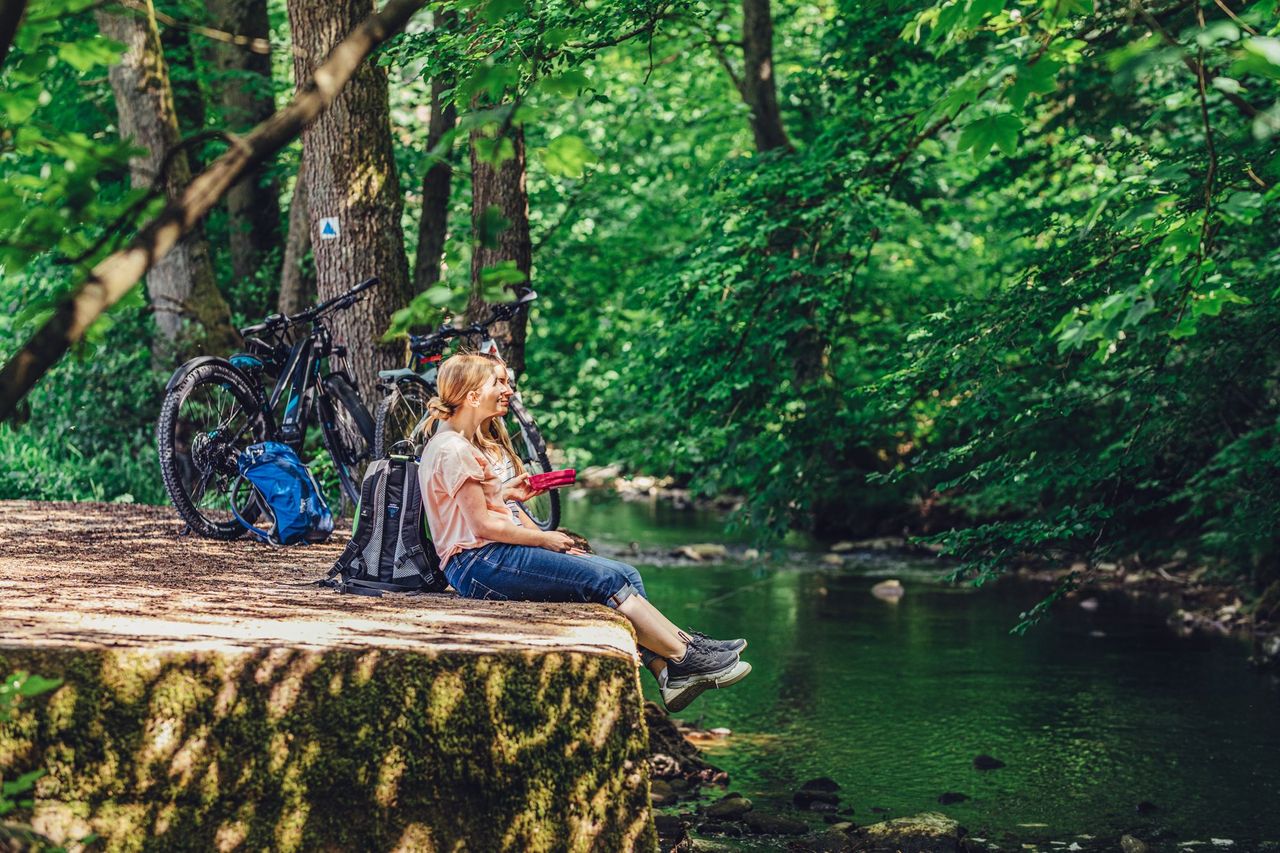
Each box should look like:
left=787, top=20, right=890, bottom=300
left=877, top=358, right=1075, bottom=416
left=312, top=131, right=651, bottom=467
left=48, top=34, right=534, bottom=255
left=1, top=647, right=656, bottom=852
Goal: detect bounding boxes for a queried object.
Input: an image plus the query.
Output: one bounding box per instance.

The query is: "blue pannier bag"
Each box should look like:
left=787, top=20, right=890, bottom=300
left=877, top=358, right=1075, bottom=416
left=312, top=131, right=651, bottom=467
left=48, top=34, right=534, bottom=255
left=232, top=441, right=333, bottom=545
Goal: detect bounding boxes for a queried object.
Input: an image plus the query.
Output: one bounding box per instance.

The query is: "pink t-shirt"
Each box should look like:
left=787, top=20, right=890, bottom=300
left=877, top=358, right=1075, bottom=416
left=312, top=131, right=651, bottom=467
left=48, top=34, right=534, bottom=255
left=420, top=430, right=513, bottom=568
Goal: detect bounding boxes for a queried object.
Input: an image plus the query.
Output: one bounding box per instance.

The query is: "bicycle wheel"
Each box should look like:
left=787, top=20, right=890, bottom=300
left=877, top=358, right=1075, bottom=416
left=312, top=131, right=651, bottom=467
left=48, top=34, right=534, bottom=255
left=373, top=376, right=434, bottom=458
left=507, top=397, right=561, bottom=531
left=319, top=373, right=374, bottom=506
left=157, top=361, right=270, bottom=539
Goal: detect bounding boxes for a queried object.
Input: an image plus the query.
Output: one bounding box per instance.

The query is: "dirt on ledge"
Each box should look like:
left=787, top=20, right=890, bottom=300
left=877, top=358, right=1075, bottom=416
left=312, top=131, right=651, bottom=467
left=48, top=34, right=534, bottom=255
left=0, top=500, right=636, bottom=658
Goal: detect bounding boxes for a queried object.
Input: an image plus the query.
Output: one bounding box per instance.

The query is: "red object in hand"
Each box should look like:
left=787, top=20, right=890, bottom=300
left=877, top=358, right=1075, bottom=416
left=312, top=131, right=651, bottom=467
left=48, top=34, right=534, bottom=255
left=527, top=468, right=576, bottom=491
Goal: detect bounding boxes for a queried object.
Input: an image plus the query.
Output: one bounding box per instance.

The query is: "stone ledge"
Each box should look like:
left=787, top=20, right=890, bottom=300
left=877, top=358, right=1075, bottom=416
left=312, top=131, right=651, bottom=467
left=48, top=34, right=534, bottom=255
left=0, top=502, right=656, bottom=852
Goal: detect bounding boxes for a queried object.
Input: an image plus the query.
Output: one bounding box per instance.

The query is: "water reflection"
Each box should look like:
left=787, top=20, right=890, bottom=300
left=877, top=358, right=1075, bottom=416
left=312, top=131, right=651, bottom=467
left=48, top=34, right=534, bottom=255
left=566, top=495, right=1280, bottom=842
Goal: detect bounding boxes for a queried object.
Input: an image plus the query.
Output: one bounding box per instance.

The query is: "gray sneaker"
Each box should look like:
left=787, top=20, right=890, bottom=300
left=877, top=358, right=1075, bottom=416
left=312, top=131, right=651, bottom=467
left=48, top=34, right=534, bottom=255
left=689, top=630, right=747, bottom=655
left=661, top=632, right=752, bottom=713
left=660, top=658, right=752, bottom=713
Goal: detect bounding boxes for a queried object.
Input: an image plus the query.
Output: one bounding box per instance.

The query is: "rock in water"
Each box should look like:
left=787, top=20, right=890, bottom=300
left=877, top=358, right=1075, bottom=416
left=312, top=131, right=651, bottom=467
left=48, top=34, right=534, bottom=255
left=743, top=813, right=808, bottom=835
left=688, top=543, right=729, bottom=560
left=855, top=812, right=966, bottom=853
left=937, top=792, right=969, bottom=805
left=794, top=788, right=841, bottom=809
left=1120, top=835, right=1151, bottom=853
left=972, top=754, right=1006, bottom=770
left=808, top=828, right=856, bottom=852
left=653, top=813, right=688, bottom=848
left=705, top=796, right=753, bottom=820
left=801, top=777, right=842, bottom=792
left=698, top=821, right=743, bottom=837
left=872, top=579, right=904, bottom=600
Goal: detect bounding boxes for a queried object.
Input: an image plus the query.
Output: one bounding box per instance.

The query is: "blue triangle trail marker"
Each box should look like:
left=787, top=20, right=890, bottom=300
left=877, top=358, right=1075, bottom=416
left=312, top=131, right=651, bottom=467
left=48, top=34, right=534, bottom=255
left=319, top=217, right=340, bottom=240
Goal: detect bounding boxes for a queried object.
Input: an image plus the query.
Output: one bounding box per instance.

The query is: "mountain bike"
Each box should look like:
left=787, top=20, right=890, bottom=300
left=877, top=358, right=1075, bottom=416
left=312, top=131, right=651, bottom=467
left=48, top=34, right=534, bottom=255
left=156, top=277, right=379, bottom=540
left=373, top=289, right=561, bottom=531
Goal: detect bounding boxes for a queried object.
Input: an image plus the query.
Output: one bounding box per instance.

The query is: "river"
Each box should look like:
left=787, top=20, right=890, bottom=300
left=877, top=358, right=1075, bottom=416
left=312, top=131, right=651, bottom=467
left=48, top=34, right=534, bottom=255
left=566, top=491, right=1280, bottom=848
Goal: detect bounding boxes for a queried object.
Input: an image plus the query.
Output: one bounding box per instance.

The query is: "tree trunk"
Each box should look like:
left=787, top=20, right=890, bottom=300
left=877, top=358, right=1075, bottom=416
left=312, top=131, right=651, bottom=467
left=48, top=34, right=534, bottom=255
left=467, top=122, right=531, bottom=376
left=0, top=0, right=28, bottom=70
left=288, top=0, right=412, bottom=406
left=97, top=1, right=238, bottom=355
left=157, top=21, right=206, bottom=157
left=733, top=0, right=815, bottom=383
left=207, top=0, right=283, bottom=294
left=278, top=161, right=315, bottom=316
left=412, top=47, right=457, bottom=293
left=740, top=0, right=790, bottom=153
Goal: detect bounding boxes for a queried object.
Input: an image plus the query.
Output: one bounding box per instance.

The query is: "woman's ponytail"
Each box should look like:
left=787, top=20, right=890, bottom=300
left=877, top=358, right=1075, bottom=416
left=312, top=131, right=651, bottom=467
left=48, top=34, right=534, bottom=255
left=412, top=396, right=453, bottom=443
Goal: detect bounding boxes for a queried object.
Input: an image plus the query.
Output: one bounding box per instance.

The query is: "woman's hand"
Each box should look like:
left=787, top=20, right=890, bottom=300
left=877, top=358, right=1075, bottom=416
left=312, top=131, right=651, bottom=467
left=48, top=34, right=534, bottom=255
left=500, top=472, right=546, bottom=504
left=539, top=530, right=576, bottom=552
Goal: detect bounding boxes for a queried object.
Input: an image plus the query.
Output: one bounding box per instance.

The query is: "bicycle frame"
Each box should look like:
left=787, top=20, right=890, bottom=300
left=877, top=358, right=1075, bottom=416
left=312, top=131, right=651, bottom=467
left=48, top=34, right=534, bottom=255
left=269, top=335, right=321, bottom=445
left=255, top=324, right=356, bottom=448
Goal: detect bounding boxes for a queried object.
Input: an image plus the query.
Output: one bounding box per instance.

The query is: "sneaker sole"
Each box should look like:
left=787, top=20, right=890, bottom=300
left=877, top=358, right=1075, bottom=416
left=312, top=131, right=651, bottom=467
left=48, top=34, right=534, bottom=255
left=662, top=660, right=752, bottom=713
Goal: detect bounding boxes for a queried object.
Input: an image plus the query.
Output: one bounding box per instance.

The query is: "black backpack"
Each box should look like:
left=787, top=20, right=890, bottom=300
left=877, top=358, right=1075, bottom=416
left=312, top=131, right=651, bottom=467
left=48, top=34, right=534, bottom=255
left=324, top=455, right=449, bottom=596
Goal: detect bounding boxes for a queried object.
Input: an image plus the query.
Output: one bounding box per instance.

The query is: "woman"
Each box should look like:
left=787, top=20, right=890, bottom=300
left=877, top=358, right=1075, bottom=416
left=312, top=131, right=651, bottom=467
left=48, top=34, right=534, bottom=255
left=418, top=353, right=751, bottom=712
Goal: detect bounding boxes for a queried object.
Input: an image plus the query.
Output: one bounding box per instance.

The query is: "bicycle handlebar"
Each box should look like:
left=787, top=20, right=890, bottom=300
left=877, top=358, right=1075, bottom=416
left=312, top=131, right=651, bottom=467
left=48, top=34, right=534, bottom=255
left=408, top=290, right=537, bottom=354
left=239, top=277, right=380, bottom=338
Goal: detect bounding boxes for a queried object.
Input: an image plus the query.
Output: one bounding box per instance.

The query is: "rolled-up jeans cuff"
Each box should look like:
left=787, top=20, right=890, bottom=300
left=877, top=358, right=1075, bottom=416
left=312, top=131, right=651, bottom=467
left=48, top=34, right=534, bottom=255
left=606, top=582, right=639, bottom=609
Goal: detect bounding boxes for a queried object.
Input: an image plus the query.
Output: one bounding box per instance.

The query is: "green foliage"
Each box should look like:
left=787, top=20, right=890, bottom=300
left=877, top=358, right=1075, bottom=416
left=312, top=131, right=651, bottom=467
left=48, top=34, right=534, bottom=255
left=3, top=0, right=1280, bottom=625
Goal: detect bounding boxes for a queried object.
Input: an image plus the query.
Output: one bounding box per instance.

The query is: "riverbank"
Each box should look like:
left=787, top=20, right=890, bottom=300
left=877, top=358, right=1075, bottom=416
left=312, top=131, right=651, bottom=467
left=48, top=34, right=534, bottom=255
left=1009, top=559, right=1280, bottom=669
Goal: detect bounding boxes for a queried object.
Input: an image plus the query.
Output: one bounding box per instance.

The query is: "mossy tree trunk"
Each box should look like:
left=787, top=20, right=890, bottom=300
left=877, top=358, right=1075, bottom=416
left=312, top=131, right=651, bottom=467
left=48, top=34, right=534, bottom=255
left=207, top=0, right=283, bottom=304
left=467, top=121, right=531, bottom=376
left=97, top=0, right=239, bottom=356
left=287, top=0, right=412, bottom=405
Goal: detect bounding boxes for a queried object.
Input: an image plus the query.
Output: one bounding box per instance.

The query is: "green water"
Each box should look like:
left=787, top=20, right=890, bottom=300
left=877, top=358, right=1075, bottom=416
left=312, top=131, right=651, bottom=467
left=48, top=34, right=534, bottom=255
left=566, top=494, right=1280, bottom=845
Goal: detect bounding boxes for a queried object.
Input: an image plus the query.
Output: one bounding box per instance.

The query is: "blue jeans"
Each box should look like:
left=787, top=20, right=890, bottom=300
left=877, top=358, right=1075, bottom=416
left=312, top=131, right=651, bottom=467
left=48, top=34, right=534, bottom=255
left=445, top=543, right=648, bottom=609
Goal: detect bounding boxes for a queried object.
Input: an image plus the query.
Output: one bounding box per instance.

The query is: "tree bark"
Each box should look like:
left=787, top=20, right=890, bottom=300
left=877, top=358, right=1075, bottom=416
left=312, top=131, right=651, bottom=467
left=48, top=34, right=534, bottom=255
left=278, top=161, right=315, bottom=315
left=97, top=0, right=238, bottom=355
left=207, top=0, right=283, bottom=291
left=740, top=0, right=790, bottom=153
left=412, top=38, right=457, bottom=293
left=0, top=0, right=27, bottom=71
left=288, top=0, right=412, bottom=406
left=0, top=0, right=429, bottom=423
left=467, top=122, right=531, bottom=376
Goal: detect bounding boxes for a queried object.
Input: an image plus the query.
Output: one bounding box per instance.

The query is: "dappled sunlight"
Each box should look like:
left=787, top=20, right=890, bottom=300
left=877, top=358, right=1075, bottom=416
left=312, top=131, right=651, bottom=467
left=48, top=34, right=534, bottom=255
left=1, top=502, right=656, bottom=850
left=375, top=745, right=406, bottom=808
left=267, top=653, right=323, bottom=721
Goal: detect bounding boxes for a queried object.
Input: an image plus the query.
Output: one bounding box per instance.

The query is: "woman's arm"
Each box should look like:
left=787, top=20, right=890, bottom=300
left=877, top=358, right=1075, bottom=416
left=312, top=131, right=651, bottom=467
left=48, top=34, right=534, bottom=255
left=454, top=479, right=572, bottom=550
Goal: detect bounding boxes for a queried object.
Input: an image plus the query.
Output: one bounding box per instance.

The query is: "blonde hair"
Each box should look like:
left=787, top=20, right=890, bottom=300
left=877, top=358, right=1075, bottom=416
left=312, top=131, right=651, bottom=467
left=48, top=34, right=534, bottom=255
left=415, top=353, right=504, bottom=457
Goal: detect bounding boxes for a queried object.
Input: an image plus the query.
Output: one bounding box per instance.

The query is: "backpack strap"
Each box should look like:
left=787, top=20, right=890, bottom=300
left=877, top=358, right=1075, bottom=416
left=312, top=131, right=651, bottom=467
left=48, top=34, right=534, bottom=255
left=328, top=463, right=384, bottom=582
left=230, top=475, right=275, bottom=543
left=394, top=457, right=426, bottom=571
left=391, top=457, right=447, bottom=591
